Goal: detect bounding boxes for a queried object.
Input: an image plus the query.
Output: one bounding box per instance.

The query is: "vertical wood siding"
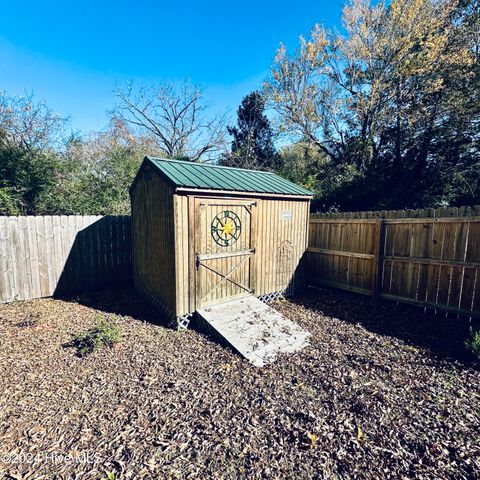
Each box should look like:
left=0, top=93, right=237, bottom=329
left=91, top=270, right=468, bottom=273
left=174, top=193, right=310, bottom=315
left=0, top=215, right=131, bottom=303
left=194, top=199, right=255, bottom=309
left=175, top=193, right=310, bottom=315
left=131, top=165, right=177, bottom=314
left=255, top=197, right=310, bottom=297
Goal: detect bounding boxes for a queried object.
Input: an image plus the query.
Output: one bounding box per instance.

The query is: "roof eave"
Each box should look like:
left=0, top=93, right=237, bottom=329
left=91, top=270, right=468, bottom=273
left=174, top=186, right=313, bottom=200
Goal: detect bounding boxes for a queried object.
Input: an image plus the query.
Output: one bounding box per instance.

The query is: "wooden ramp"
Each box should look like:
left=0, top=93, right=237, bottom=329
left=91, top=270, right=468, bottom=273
left=196, top=296, right=310, bottom=367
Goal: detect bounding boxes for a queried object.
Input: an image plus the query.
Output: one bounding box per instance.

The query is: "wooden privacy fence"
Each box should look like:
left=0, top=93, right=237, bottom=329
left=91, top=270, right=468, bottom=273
left=0, top=215, right=131, bottom=303
left=2, top=207, right=480, bottom=319
left=307, top=206, right=480, bottom=318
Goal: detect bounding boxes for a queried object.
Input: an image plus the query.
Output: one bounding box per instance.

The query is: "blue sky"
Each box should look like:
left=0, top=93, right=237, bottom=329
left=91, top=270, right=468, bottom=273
left=0, top=0, right=344, bottom=134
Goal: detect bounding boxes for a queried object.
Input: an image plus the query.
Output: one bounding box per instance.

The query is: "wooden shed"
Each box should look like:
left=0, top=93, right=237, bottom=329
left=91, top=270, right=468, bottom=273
left=130, top=156, right=313, bottom=327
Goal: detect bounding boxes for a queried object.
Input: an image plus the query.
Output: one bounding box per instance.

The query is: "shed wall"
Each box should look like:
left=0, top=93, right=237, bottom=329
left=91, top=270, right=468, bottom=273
left=255, top=197, right=310, bottom=297
left=131, top=166, right=177, bottom=315
left=174, top=192, right=310, bottom=315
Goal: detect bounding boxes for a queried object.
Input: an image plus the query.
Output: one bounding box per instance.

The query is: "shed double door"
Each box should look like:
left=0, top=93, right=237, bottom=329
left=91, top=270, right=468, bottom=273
left=194, top=198, right=256, bottom=309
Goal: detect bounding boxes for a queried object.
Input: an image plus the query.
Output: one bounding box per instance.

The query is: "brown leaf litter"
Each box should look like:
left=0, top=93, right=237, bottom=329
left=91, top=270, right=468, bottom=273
left=0, top=287, right=479, bottom=479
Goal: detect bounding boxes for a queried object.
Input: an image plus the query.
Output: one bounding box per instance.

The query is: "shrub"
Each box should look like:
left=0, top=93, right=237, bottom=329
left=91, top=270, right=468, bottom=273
left=71, top=316, right=122, bottom=357
left=465, top=328, right=480, bottom=359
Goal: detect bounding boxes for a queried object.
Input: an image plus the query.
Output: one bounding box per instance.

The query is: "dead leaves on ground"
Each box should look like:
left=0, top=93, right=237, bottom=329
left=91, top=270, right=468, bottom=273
left=0, top=288, right=479, bottom=479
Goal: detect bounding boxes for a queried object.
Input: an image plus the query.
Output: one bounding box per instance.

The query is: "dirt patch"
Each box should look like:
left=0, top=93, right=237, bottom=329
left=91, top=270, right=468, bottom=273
left=0, top=288, right=479, bottom=479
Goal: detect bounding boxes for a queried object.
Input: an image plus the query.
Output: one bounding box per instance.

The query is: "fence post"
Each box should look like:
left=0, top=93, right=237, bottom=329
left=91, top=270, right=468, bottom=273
left=372, top=218, right=385, bottom=299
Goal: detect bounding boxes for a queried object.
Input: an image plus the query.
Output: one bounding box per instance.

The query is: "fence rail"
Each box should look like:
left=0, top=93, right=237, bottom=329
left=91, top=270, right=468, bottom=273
left=307, top=206, right=480, bottom=318
left=0, top=215, right=131, bottom=303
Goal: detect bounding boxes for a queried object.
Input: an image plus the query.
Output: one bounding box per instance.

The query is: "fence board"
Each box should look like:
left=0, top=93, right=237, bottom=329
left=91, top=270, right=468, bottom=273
left=0, top=215, right=131, bottom=303
left=26, top=216, right=41, bottom=299
left=308, top=206, right=480, bottom=318
left=0, top=218, right=12, bottom=302
left=34, top=216, right=48, bottom=297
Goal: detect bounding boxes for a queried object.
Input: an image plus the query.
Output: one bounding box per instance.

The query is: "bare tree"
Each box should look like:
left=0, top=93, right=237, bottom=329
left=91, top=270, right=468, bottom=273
left=0, top=90, right=66, bottom=151
left=113, top=80, right=227, bottom=162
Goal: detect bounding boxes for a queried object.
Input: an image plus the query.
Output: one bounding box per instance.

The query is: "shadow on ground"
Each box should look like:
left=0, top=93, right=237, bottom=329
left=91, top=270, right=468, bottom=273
left=56, top=286, right=171, bottom=327
left=59, top=284, right=478, bottom=366
left=292, top=285, right=478, bottom=366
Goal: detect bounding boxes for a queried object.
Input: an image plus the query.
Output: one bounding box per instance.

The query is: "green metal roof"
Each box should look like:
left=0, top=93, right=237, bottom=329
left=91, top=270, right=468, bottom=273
left=143, top=157, right=313, bottom=197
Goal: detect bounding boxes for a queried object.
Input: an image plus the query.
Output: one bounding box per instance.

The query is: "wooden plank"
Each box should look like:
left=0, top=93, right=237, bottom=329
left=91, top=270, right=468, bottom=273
left=77, top=215, right=89, bottom=292
left=249, top=201, right=257, bottom=296
left=455, top=220, right=470, bottom=312
left=0, top=217, right=13, bottom=302
left=447, top=266, right=464, bottom=311
left=35, top=216, right=49, bottom=298
left=385, top=217, right=480, bottom=224
left=471, top=269, right=480, bottom=315
left=466, top=222, right=480, bottom=263
left=86, top=216, right=99, bottom=291
left=108, top=216, right=116, bottom=286
left=74, top=216, right=85, bottom=293
left=307, top=247, right=374, bottom=260
left=187, top=195, right=196, bottom=312
left=121, top=215, right=131, bottom=282
left=89, top=216, right=103, bottom=291
left=416, top=263, right=429, bottom=303
left=309, top=218, right=378, bottom=224
left=51, top=216, right=63, bottom=289
left=176, top=187, right=312, bottom=200
left=43, top=216, right=55, bottom=296
left=16, top=216, right=31, bottom=300
left=97, top=215, right=107, bottom=290
left=61, top=215, right=71, bottom=292
left=26, top=216, right=41, bottom=299
left=372, top=219, right=385, bottom=298
left=5, top=216, right=15, bottom=299
left=9, top=217, right=23, bottom=300
left=193, top=197, right=202, bottom=309
left=436, top=263, right=451, bottom=306
left=174, top=195, right=184, bottom=314
left=382, top=255, right=480, bottom=269
left=111, top=216, right=119, bottom=285
left=80, top=216, right=92, bottom=292
left=67, top=215, right=78, bottom=292
left=0, top=217, right=7, bottom=302
left=380, top=293, right=480, bottom=318
left=196, top=296, right=310, bottom=367
left=105, top=216, right=113, bottom=288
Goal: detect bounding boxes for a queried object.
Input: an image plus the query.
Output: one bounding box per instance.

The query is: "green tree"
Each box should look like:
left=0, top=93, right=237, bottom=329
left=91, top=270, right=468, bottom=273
left=278, top=140, right=325, bottom=190
left=0, top=92, right=154, bottom=216
left=0, top=145, right=60, bottom=215
left=221, top=92, right=278, bottom=170
left=0, top=92, right=65, bottom=215
left=266, top=0, right=479, bottom=210
left=53, top=121, right=148, bottom=215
